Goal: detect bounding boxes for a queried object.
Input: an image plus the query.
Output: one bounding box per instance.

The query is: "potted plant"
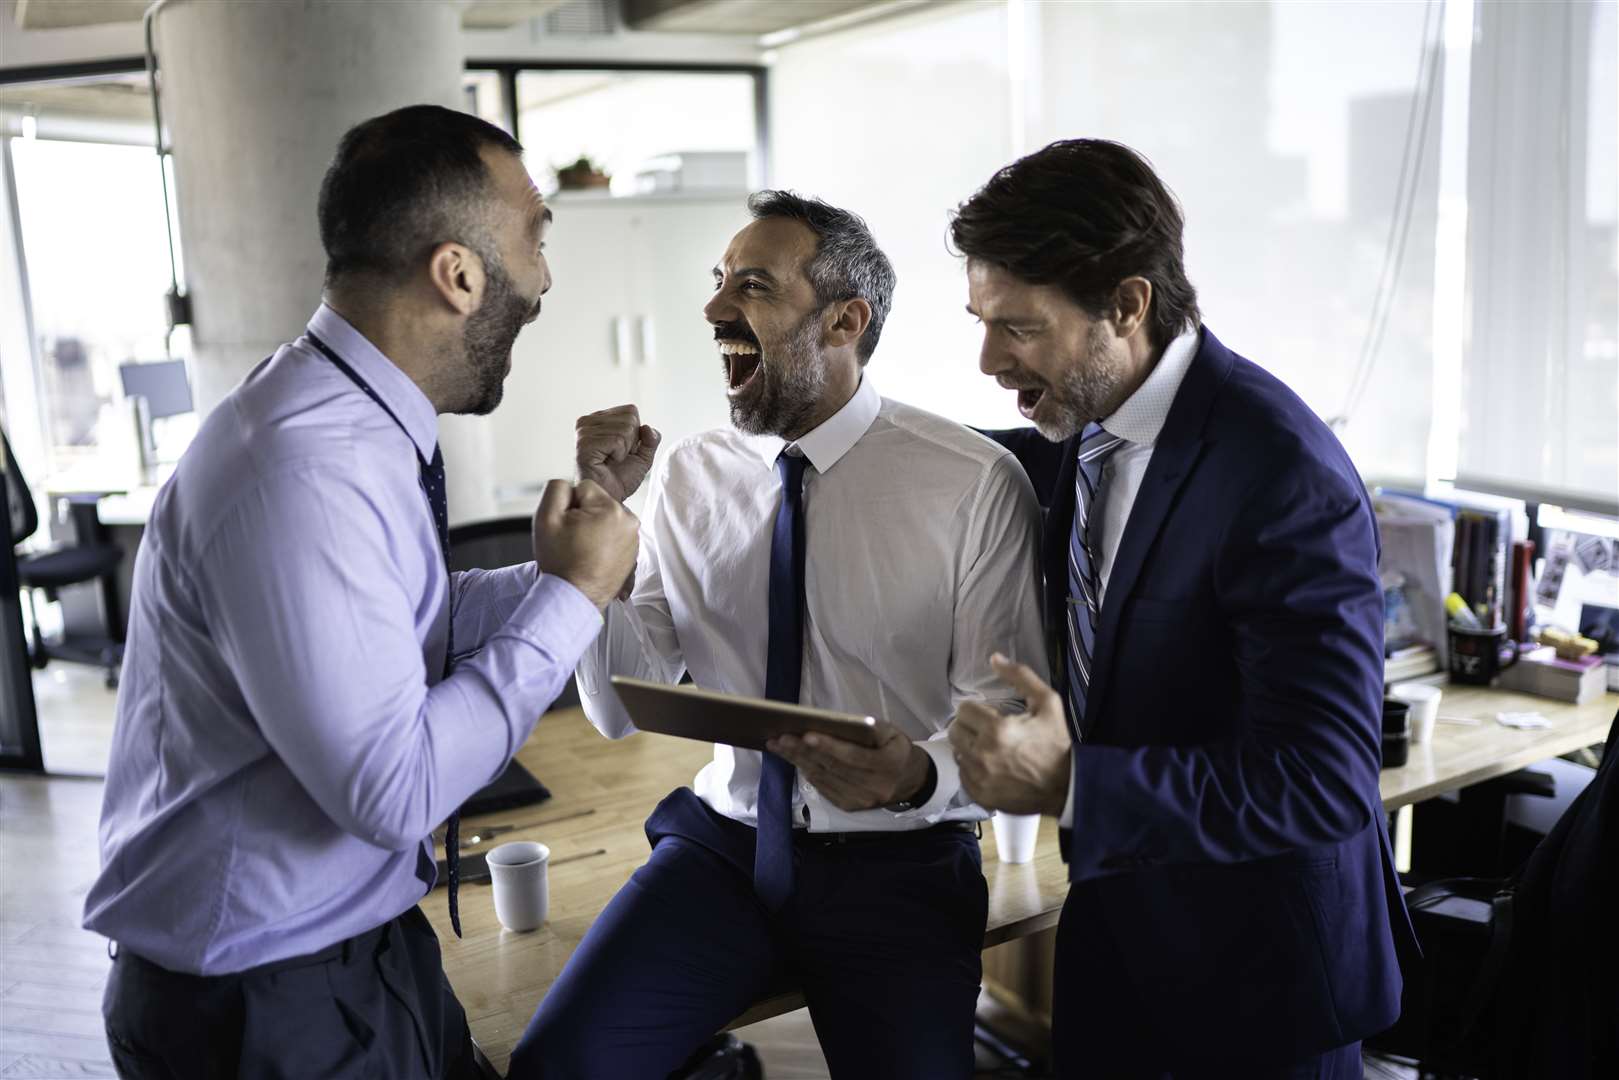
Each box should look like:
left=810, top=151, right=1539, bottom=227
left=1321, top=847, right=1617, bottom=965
left=555, top=156, right=611, bottom=191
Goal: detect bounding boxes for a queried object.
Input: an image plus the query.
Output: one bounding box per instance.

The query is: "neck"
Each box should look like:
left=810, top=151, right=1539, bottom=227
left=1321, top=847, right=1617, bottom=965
left=1099, top=332, right=1166, bottom=420
left=323, top=286, right=455, bottom=413
left=783, top=356, right=861, bottom=441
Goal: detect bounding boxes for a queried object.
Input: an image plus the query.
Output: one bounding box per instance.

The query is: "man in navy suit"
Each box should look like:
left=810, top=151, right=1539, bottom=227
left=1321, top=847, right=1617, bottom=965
left=947, top=140, right=1417, bottom=1078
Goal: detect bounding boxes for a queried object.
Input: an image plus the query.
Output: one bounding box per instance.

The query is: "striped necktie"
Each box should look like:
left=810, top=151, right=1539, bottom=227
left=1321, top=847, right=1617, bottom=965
left=1064, top=423, right=1125, bottom=738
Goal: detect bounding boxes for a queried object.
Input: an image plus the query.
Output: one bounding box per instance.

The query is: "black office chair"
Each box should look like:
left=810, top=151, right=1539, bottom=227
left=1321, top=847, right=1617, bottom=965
left=1369, top=708, right=1617, bottom=1077
left=448, top=514, right=579, bottom=711
left=3, top=428, right=124, bottom=686
left=444, top=515, right=557, bottom=817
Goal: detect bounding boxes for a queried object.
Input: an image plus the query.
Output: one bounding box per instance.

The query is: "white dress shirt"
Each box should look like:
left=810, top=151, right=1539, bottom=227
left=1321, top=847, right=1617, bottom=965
left=576, top=375, right=1047, bottom=832
left=1061, top=327, right=1202, bottom=827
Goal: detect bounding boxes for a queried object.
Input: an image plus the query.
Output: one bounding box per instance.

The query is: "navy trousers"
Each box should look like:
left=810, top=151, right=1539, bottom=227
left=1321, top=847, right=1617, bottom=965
left=510, top=788, right=988, bottom=1080
left=102, top=906, right=479, bottom=1079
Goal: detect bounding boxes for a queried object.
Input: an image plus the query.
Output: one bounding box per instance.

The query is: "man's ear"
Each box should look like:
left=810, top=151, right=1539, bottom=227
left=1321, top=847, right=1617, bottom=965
left=427, top=241, right=483, bottom=316
left=824, top=297, right=872, bottom=352
left=1110, top=277, right=1152, bottom=340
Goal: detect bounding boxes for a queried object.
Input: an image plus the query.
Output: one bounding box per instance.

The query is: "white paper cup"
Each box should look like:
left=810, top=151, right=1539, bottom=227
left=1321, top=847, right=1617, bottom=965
left=487, top=841, right=550, bottom=932
left=1390, top=683, right=1442, bottom=745
left=990, top=812, right=1040, bottom=865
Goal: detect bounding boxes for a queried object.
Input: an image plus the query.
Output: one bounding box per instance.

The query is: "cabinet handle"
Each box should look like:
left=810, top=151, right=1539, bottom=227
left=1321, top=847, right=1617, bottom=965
left=636, top=316, right=654, bottom=367
left=611, top=316, right=633, bottom=367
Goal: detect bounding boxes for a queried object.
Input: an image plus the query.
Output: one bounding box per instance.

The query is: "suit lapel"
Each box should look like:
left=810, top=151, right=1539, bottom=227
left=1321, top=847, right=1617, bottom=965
left=1082, top=330, right=1234, bottom=738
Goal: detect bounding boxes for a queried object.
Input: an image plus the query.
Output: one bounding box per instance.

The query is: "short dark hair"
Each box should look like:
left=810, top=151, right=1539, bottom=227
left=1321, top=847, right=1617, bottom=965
left=746, top=189, right=896, bottom=365
left=318, top=105, right=524, bottom=285
left=949, top=139, right=1199, bottom=348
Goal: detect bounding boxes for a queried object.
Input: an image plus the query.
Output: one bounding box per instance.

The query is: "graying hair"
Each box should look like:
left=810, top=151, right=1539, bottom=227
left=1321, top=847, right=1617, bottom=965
left=746, top=189, right=895, bottom=365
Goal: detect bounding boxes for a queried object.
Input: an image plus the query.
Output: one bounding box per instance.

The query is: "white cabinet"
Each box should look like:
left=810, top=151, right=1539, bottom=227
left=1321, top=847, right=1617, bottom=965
left=484, top=193, right=749, bottom=517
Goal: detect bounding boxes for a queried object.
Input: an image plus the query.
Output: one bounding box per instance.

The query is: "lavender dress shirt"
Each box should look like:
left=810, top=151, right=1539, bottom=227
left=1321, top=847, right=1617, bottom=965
left=83, top=305, right=601, bottom=975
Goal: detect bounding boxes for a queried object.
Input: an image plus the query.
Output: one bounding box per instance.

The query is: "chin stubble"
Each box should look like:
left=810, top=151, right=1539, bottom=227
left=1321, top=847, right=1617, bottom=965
left=728, top=308, right=826, bottom=437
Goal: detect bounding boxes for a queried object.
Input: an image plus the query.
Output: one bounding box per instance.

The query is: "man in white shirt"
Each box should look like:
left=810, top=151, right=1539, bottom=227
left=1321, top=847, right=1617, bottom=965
left=507, top=191, right=1046, bottom=1079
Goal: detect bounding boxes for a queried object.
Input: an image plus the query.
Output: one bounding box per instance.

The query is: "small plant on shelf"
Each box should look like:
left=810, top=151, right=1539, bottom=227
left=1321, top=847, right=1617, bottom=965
left=555, top=156, right=611, bottom=191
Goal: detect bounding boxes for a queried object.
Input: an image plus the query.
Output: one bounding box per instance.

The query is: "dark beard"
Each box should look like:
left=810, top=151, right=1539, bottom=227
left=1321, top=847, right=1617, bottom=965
left=457, top=256, right=534, bottom=416
left=728, top=308, right=826, bottom=437
left=1034, top=322, right=1129, bottom=441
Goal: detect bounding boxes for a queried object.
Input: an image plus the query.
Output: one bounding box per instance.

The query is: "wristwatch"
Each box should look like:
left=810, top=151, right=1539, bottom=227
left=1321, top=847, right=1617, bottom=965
left=884, top=754, right=938, bottom=813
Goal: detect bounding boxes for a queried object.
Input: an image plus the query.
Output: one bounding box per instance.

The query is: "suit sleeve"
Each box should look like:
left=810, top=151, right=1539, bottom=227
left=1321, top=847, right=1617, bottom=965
left=1065, top=452, right=1385, bottom=879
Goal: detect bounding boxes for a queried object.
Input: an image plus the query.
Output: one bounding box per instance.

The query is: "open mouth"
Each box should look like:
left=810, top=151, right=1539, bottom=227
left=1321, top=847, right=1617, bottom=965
left=1010, top=384, right=1047, bottom=419
left=720, top=340, right=763, bottom=395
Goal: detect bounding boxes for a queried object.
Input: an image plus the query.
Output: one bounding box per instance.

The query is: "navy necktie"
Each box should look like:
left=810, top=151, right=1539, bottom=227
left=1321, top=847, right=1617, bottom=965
left=419, top=445, right=462, bottom=938
left=307, top=333, right=461, bottom=937
left=755, top=451, right=808, bottom=911
left=1064, top=424, right=1125, bottom=739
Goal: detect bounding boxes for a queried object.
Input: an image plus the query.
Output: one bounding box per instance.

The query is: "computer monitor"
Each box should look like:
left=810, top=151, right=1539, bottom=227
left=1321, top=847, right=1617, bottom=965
left=119, top=360, right=193, bottom=420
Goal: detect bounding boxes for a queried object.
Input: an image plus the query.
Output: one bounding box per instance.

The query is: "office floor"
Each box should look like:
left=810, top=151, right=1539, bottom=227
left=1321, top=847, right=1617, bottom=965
left=30, top=664, right=118, bottom=777
left=3, top=676, right=1420, bottom=1079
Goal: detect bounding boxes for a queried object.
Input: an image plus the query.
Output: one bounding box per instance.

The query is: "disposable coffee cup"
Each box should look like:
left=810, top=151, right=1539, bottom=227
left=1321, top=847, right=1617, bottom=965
left=1389, top=683, right=1442, bottom=745
left=990, top=812, right=1039, bottom=865
left=487, top=841, right=550, bottom=932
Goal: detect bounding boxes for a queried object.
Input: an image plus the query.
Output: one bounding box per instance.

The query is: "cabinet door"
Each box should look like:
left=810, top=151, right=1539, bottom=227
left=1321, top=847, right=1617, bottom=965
left=489, top=200, right=637, bottom=515
left=625, top=197, right=750, bottom=453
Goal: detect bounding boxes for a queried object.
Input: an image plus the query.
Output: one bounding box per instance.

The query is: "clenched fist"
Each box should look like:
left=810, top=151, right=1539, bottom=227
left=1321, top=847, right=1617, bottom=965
left=576, top=405, right=661, bottom=503
left=532, top=479, right=639, bottom=610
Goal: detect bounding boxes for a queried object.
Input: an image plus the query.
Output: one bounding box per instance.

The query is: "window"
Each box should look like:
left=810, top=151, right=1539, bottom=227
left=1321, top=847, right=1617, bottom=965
left=1, top=73, right=188, bottom=491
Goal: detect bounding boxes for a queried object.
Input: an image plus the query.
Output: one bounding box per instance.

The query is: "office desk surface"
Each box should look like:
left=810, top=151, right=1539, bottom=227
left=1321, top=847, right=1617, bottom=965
left=428, top=688, right=1615, bottom=1070
left=1378, top=685, right=1615, bottom=809
left=425, top=708, right=1068, bottom=1068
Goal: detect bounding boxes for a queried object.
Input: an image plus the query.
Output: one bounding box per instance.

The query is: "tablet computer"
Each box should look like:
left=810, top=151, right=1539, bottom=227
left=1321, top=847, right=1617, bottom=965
left=609, top=676, right=881, bottom=751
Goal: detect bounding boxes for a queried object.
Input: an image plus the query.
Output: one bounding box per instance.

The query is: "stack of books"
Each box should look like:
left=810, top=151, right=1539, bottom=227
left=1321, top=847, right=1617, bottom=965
left=1385, top=642, right=1439, bottom=682
left=1498, top=646, right=1608, bottom=704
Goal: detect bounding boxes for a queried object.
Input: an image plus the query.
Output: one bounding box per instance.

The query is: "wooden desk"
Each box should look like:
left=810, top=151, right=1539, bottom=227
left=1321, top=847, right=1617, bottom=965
left=428, top=688, right=1615, bottom=1070
left=1379, top=685, right=1615, bottom=810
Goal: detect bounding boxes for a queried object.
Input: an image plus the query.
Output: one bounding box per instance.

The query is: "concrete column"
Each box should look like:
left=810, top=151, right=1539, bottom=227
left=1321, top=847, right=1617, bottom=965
left=156, top=0, right=497, bottom=523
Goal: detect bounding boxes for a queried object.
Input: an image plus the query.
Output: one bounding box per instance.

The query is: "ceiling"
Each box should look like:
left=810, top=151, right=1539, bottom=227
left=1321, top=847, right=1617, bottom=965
left=620, top=0, right=883, bottom=34
left=10, top=0, right=574, bottom=32
left=12, top=0, right=906, bottom=36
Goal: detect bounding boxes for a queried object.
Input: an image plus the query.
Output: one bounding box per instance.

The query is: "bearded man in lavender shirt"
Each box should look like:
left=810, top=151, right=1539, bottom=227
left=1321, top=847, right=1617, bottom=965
left=83, top=105, right=638, bottom=1079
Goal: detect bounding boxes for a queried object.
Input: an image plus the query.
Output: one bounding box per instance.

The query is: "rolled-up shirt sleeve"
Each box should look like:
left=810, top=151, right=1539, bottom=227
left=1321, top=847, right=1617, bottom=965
left=195, top=464, right=601, bottom=852
left=574, top=460, right=686, bottom=739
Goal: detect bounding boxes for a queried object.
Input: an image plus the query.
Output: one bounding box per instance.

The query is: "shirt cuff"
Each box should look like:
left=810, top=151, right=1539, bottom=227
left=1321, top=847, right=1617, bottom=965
left=1059, top=751, right=1076, bottom=829
left=887, top=738, right=960, bottom=823
left=500, top=573, right=604, bottom=664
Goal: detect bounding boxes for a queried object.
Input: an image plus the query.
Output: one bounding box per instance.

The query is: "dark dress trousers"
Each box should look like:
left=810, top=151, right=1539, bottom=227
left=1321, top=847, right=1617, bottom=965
left=989, top=326, right=1418, bottom=1077
left=102, top=906, right=481, bottom=1079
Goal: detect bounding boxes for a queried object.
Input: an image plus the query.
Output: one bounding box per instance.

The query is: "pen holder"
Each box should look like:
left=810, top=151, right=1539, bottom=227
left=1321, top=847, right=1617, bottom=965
left=1447, top=625, right=1519, bottom=685
left=1381, top=699, right=1411, bottom=769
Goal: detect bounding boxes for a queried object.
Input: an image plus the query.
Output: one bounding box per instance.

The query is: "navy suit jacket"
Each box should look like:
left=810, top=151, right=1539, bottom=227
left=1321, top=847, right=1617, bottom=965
left=988, top=327, right=1417, bottom=1063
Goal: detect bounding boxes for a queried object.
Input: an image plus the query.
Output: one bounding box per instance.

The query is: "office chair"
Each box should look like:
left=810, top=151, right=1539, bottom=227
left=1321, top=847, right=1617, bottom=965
left=448, top=515, right=579, bottom=710
left=1369, top=708, right=1617, bottom=1078
left=2, top=428, right=124, bottom=687
left=445, top=515, right=558, bottom=816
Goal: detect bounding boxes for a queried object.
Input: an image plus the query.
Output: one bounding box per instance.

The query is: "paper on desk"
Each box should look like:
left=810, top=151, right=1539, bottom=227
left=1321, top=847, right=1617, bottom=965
left=1496, top=711, right=1551, bottom=730
left=1374, top=502, right=1455, bottom=669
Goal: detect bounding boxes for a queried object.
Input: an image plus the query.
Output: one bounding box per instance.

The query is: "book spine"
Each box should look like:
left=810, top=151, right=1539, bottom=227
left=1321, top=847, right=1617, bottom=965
left=1454, top=513, right=1473, bottom=612
left=1486, top=512, right=1507, bottom=628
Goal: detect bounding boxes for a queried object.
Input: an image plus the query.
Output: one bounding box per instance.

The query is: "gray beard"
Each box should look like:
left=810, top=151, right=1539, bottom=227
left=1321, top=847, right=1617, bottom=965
left=1033, top=323, right=1129, bottom=441
left=728, top=309, right=827, bottom=437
